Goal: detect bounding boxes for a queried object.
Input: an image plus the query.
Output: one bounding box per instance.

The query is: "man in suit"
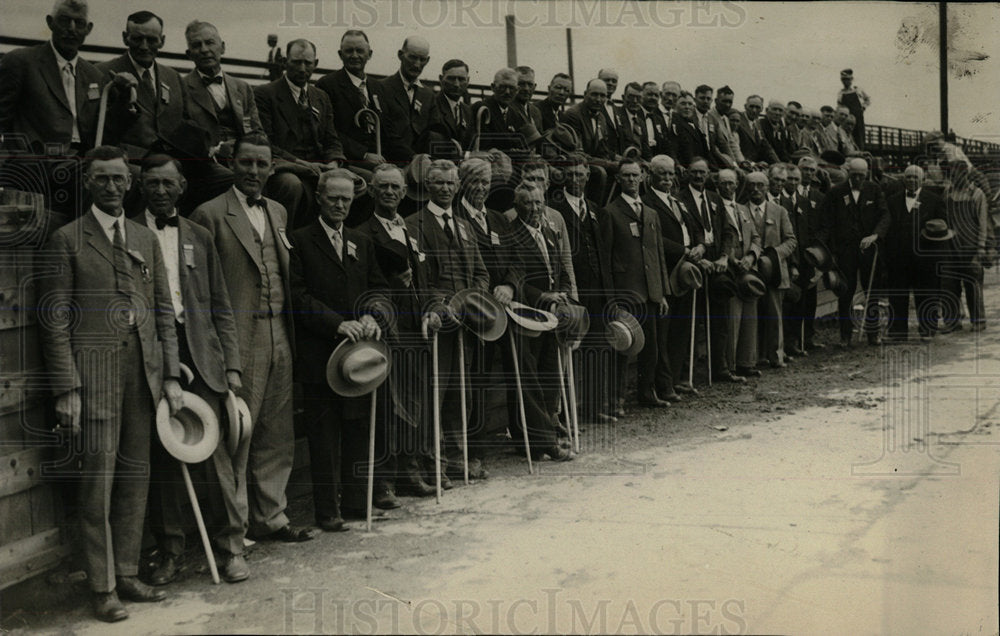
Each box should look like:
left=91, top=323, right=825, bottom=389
left=406, top=160, right=490, bottom=482
left=375, top=36, right=433, bottom=163
left=717, top=169, right=763, bottom=378
left=820, top=106, right=840, bottom=152
left=883, top=165, right=944, bottom=341
left=693, top=85, right=731, bottom=170
left=423, top=59, right=473, bottom=159
left=837, top=69, right=870, bottom=150
left=355, top=164, right=438, bottom=494
left=560, top=79, right=620, bottom=202
left=659, top=81, right=681, bottom=121
left=190, top=134, right=312, bottom=543
left=0, top=0, right=115, bottom=216
left=785, top=101, right=806, bottom=149
left=181, top=21, right=266, bottom=211
left=290, top=169, right=390, bottom=526
left=606, top=159, right=671, bottom=410
left=471, top=68, right=528, bottom=154
left=597, top=69, right=625, bottom=147
left=641, top=82, right=673, bottom=160
left=511, top=66, right=545, bottom=133
left=736, top=95, right=779, bottom=165
left=254, top=38, right=345, bottom=228
left=315, top=30, right=385, bottom=176
left=671, top=92, right=710, bottom=168
left=643, top=155, right=700, bottom=400
left=818, top=157, right=890, bottom=347
left=781, top=164, right=819, bottom=357
left=536, top=73, right=572, bottom=132
left=758, top=100, right=794, bottom=163
left=549, top=152, right=617, bottom=422
left=620, top=82, right=651, bottom=160
left=137, top=154, right=248, bottom=585
left=38, top=146, right=180, bottom=622
left=746, top=171, right=797, bottom=367
left=706, top=85, right=741, bottom=169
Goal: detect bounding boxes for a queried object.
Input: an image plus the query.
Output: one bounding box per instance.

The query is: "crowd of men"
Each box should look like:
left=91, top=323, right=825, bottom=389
left=1, top=0, right=994, bottom=625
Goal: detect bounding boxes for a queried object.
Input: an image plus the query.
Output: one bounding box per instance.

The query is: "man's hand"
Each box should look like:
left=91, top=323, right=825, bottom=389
left=322, top=159, right=343, bottom=171
left=688, top=244, right=706, bottom=261
left=226, top=371, right=242, bottom=392
left=422, top=311, right=443, bottom=337
left=163, top=378, right=184, bottom=415
left=54, top=390, right=81, bottom=436
left=492, top=284, right=514, bottom=306
left=859, top=234, right=878, bottom=251
left=739, top=254, right=755, bottom=272
left=360, top=314, right=382, bottom=340
left=712, top=256, right=728, bottom=273
left=658, top=297, right=670, bottom=316
left=363, top=153, right=386, bottom=165
left=538, top=291, right=568, bottom=307
left=337, top=320, right=367, bottom=342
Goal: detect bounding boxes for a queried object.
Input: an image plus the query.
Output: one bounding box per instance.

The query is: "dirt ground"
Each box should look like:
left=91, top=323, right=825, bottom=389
left=2, top=272, right=999, bottom=635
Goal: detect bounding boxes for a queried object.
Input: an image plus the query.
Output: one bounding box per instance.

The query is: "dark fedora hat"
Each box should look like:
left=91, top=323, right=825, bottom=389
left=803, top=241, right=835, bottom=271
left=784, top=281, right=802, bottom=305
left=551, top=300, right=591, bottom=347
left=448, top=288, right=508, bottom=342
left=326, top=339, right=391, bottom=397
left=539, top=123, right=579, bottom=154
left=708, top=270, right=739, bottom=300
left=669, top=260, right=704, bottom=295
left=756, top=247, right=782, bottom=288
left=224, top=391, right=252, bottom=458
left=921, top=219, right=956, bottom=242
left=823, top=268, right=852, bottom=297
left=604, top=308, right=645, bottom=357
left=735, top=270, right=767, bottom=301
left=157, top=392, right=220, bottom=464
left=819, top=150, right=846, bottom=167
left=506, top=301, right=559, bottom=338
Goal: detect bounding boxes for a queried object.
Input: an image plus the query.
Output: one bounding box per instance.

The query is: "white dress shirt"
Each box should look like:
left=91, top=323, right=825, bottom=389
left=427, top=201, right=456, bottom=233
left=197, top=70, right=228, bottom=109
left=462, top=199, right=489, bottom=234
left=144, top=210, right=184, bottom=322
left=90, top=205, right=126, bottom=244
left=319, top=216, right=344, bottom=258
left=689, top=185, right=715, bottom=244
left=905, top=188, right=921, bottom=213
left=51, top=41, right=80, bottom=143
left=233, top=187, right=267, bottom=238
left=375, top=213, right=408, bottom=245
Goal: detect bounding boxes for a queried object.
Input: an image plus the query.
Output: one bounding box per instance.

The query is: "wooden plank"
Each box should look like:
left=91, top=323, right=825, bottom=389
left=0, top=325, right=42, bottom=373
left=0, top=489, right=33, bottom=545
left=29, top=482, right=57, bottom=535
left=0, top=285, right=37, bottom=330
left=0, top=527, right=72, bottom=590
left=0, top=370, right=46, bottom=417
left=0, top=447, right=46, bottom=498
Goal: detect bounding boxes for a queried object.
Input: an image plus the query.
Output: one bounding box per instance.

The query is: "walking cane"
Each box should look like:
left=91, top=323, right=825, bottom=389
left=507, top=332, right=534, bottom=474
left=564, top=345, right=581, bottom=453
left=365, top=389, right=377, bottom=532
left=180, top=463, right=220, bottom=584
left=858, top=243, right=880, bottom=344
left=688, top=289, right=697, bottom=387
left=704, top=276, right=712, bottom=387
left=555, top=345, right=573, bottom=449
left=354, top=108, right=382, bottom=157
left=422, top=317, right=443, bottom=502
left=94, top=79, right=137, bottom=147
left=473, top=107, right=491, bottom=152
left=458, top=329, right=469, bottom=485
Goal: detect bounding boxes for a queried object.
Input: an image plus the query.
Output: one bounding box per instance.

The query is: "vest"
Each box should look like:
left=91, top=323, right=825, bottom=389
left=215, top=99, right=240, bottom=143
left=252, top=218, right=286, bottom=316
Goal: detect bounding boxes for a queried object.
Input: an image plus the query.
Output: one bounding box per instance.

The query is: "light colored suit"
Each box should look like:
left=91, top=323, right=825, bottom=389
left=748, top=199, right=797, bottom=364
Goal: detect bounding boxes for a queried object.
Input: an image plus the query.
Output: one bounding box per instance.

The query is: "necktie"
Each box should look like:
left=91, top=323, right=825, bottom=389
left=700, top=195, right=712, bottom=233
left=330, top=229, right=343, bottom=260
left=298, top=87, right=309, bottom=111
left=61, top=61, right=79, bottom=142
left=155, top=215, right=179, bottom=229
left=389, top=216, right=404, bottom=228
left=531, top=226, right=552, bottom=281
left=454, top=102, right=463, bottom=127
left=141, top=69, right=155, bottom=96
left=202, top=74, right=224, bottom=86
left=442, top=213, right=455, bottom=243
left=631, top=114, right=643, bottom=142
left=358, top=80, right=369, bottom=107
left=112, top=220, right=137, bottom=307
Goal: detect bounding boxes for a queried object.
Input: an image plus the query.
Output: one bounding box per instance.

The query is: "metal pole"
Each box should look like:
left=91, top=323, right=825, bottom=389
left=566, top=28, right=575, bottom=97
left=505, top=15, right=517, bottom=69
left=939, top=1, right=948, bottom=135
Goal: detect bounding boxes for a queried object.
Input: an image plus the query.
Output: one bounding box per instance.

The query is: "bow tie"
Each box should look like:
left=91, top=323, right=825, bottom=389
left=201, top=74, right=224, bottom=86
left=388, top=216, right=405, bottom=228
left=246, top=197, right=266, bottom=209
left=155, top=215, right=179, bottom=229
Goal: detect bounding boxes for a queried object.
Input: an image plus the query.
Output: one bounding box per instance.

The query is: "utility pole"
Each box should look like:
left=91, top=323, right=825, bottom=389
left=939, top=1, right=948, bottom=135
left=505, top=15, right=517, bottom=69
left=566, top=28, right=575, bottom=97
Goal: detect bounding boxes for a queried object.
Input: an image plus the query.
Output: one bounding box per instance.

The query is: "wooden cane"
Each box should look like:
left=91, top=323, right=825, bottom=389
left=457, top=329, right=469, bottom=485
left=354, top=108, right=382, bottom=157
left=555, top=345, right=573, bottom=449
left=688, top=289, right=697, bottom=387
left=507, top=333, right=534, bottom=474
left=431, top=331, right=442, bottom=502
left=704, top=277, right=712, bottom=387
left=564, top=345, right=581, bottom=454
left=366, top=390, right=377, bottom=532
left=858, top=244, right=880, bottom=344
left=180, top=463, right=220, bottom=584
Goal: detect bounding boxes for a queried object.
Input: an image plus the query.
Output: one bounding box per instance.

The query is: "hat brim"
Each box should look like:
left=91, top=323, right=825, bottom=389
left=157, top=392, right=220, bottom=464
left=224, top=391, right=252, bottom=458
left=669, top=262, right=704, bottom=295
left=448, top=289, right=509, bottom=342
left=506, top=301, right=559, bottom=337
left=326, top=339, right=391, bottom=397
left=921, top=230, right=956, bottom=241
left=736, top=273, right=767, bottom=300
left=553, top=302, right=592, bottom=345
left=605, top=310, right=645, bottom=356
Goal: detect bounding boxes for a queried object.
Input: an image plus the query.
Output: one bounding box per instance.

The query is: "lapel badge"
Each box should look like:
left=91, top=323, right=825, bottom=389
left=87, top=83, right=100, bottom=100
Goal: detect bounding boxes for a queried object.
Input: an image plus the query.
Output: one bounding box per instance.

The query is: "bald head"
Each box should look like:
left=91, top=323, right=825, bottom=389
left=598, top=68, right=619, bottom=96
left=398, top=36, right=430, bottom=82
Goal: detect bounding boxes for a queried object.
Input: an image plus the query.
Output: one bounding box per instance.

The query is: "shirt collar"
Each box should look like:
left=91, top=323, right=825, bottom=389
left=285, top=76, right=303, bottom=102
left=906, top=188, right=921, bottom=199
left=128, top=53, right=155, bottom=81
left=689, top=184, right=704, bottom=200
left=198, top=69, right=224, bottom=83
left=427, top=201, right=452, bottom=219
left=399, top=71, right=421, bottom=91
left=231, top=186, right=262, bottom=211
left=319, top=216, right=343, bottom=237
left=144, top=209, right=178, bottom=230
left=346, top=70, right=365, bottom=87
left=91, top=205, right=124, bottom=236
left=50, top=40, right=76, bottom=68
left=462, top=198, right=485, bottom=219
left=375, top=212, right=405, bottom=229
left=563, top=190, right=585, bottom=211
left=621, top=193, right=641, bottom=209
left=650, top=187, right=671, bottom=207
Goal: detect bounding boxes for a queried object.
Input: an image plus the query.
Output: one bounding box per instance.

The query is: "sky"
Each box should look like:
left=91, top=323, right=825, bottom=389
left=3, top=0, right=998, bottom=141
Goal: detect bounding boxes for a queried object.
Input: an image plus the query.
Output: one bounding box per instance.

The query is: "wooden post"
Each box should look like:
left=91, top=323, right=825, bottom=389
left=505, top=15, right=517, bottom=68
left=939, top=1, right=948, bottom=135
left=566, top=28, right=575, bottom=97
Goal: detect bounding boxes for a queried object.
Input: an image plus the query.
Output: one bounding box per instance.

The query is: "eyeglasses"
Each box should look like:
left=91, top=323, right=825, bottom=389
left=91, top=174, right=129, bottom=188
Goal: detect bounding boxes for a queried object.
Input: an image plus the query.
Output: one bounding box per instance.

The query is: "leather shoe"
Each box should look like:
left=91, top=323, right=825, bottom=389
left=467, top=458, right=489, bottom=480
left=317, top=516, right=349, bottom=532
left=674, top=383, right=700, bottom=395
left=805, top=341, right=825, bottom=350
left=149, top=556, right=178, bottom=586
left=254, top=525, right=314, bottom=543
left=373, top=483, right=401, bottom=509
left=733, top=366, right=761, bottom=378
left=713, top=371, right=746, bottom=384
left=396, top=472, right=435, bottom=497
left=770, top=360, right=787, bottom=369
left=786, top=346, right=806, bottom=357
left=93, top=591, right=128, bottom=622
left=219, top=554, right=250, bottom=583
left=116, top=576, right=166, bottom=603
left=637, top=393, right=669, bottom=408
left=535, top=445, right=574, bottom=462
left=597, top=413, right=618, bottom=423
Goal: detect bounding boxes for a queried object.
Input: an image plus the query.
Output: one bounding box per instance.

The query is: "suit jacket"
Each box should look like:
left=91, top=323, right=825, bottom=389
left=671, top=115, right=711, bottom=168
left=374, top=72, right=433, bottom=162
left=405, top=207, right=489, bottom=297
left=355, top=214, right=430, bottom=331
left=470, top=96, right=526, bottom=153
left=506, top=218, right=572, bottom=306
left=502, top=206, right=578, bottom=298
left=38, top=210, right=180, bottom=418
left=759, top=117, right=793, bottom=163
left=254, top=77, right=344, bottom=163
left=720, top=199, right=762, bottom=264
left=643, top=188, right=698, bottom=271
left=884, top=188, right=945, bottom=266
left=560, top=102, right=617, bottom=160
left=818, top=181, right=891, bottom=262
left=316, top=68, right=379, bottom=162
left=535, top=98, right=563, bottom=132
left=706, top=108, right=738, bottom=169
left=747, top=199, right=798, bottom=288
left=548, top=193, right=614, bottom=300
left=144, top=214, right=242, bottom=394
left=423, top=92, right=473, bottom=156
left=605, top=195, right=671, bottom=303
left=781, top=190, right=817, bottom=269
left=678, top=185, right=730, bottom=260
left=736, top=115, right=779, bottom=164
left=181, top=70, right=264, bottom=147
left=619, top=107, right=651, bottom=159
left=0, top=43, right=108, bottom=152
left=642, top=108, right=674, bottom=160
left=289, top=220, right=387, bottom=384
left=456, top=203, right=521, bottom=293
left=509, top=101, right=544, bottom=133
left=190, top=189, right=295, bottom=365
left=95, top=55, right=185, bottom=159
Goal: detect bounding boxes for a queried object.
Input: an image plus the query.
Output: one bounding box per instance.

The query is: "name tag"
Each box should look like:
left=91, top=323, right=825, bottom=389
left=160, top=83, right=170, bottom=104
left=459, top=226, right=469, bottom=242
left=347, top=240, right=357, bottom=260
left=183, top=243, right=195, bottom=268
left=490, top=231, right=501, bottom=246
left=87, top=83, right=100, bottom=100
left=277, top=227, right=293, bottom=250
left=409, top=237, right=420, bottom=252
left=630, top=222, right=640, bottom=238
left=413, top=99, right=422, bottom=112
left=843, top=195, right=852, bottom=206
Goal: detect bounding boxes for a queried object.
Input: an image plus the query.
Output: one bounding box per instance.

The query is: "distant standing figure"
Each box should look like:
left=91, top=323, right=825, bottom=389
left=265, top=33, right=285, bottom=81
left=836, top=68, right=869, bottom=150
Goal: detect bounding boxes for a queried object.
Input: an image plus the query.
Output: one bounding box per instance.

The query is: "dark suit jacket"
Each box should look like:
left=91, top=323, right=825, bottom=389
left=143, top=214, right=242, bottom=393
left=374, top=72, right=433, bottom=162
left=423, top=92, right=473, bottom=156
left=354, top=214, right=430, bottom=331
left=884, top=189, right=945, bottom=268
left=96, top=55, right=185, bottom=159
left=470, top=96, right=526, bottom=153
left=560, top=103, right=617, bottom=160
left=181, top=71, right=265, bottom=147
left=38, top=210, right=180, bottom=418
left=721, top=200, right=762, bottom=265
left=456, top=203, right=521, bottom=293
left=535, top=99, right=563, bottom=132
left=548, top=193, right=614, bottom=300
left=643, top=188, right=698, bottom=271
left=0, top=43, right=108, bottom=152
left=506, top=218, right=572, bottom=306
left=678, top=186, right=730, bottom=260
left=671, top=115, right=712, bottom=168
left=405, top=207, right=489, bottom=297
left=781, top=191, right=817, bottom=269
left=759, top=117, right=793, bottom=163
left=605, top=195, right=671, bottom=304
left=818, top=181, right=891, bottom=264
left=315, top=68, right=378, bottom=163
left=190, top=189, right=295, bottom=365
left=289, top=220, right=387, bottom=384
left=254, top=78, right=344, bottom=164
left=736, top=115, right=779, bottom=164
